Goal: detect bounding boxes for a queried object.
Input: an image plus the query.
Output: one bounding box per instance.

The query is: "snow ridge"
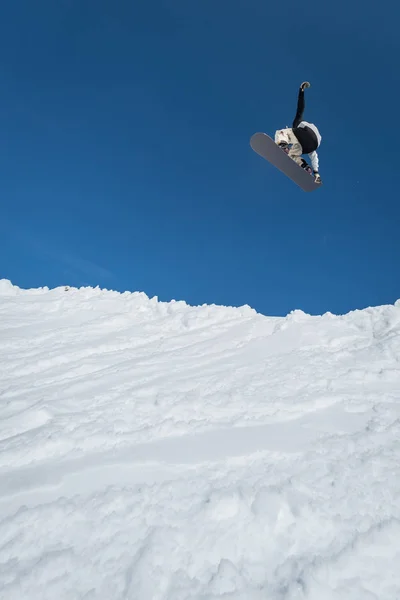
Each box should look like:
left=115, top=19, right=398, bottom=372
left=0, top=280, right=399, bottom=600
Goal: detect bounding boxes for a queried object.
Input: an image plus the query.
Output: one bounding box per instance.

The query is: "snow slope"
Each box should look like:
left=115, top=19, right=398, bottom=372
left=0, top=279, right=399, bottom=600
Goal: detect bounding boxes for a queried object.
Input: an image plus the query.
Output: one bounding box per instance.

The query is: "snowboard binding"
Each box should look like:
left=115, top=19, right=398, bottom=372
left=278, top=142, right=290, bottom=154
left=300, top=158, right=313, bottom=175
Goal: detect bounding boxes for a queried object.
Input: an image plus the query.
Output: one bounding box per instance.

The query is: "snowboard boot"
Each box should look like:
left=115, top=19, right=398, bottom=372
left=300, top=158, right=312, bottom=174
left=278, top=142, right=290, bottom=154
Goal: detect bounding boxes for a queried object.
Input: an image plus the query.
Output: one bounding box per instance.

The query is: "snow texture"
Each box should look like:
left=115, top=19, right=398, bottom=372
left=0, top=279, right=399, bottom=599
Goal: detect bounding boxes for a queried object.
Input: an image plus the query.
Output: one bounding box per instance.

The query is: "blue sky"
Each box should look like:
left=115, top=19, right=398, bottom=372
left=1, top=0, right=399, bottom=316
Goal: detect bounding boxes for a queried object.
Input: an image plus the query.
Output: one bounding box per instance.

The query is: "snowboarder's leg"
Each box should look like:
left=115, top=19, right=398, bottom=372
left=288, top=140, right=303, bottom=165
left=274, top=128, right=293, bottom=146
left=275, top=130, right=310, bottom=172
left=275, top=128, right=299, bottom=154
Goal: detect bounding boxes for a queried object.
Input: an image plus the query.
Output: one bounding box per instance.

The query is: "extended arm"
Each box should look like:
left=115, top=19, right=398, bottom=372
left=292, top=82, right=310, bottom=128
left=292, top=88, right=305, bottom=128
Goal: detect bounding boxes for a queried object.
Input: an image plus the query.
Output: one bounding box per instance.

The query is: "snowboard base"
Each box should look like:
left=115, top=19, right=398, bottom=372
left=250, top=132, right=321, bottom=192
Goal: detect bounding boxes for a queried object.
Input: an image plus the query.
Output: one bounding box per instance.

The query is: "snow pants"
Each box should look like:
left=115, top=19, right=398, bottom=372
left=274, top=128, right=303, bottom=165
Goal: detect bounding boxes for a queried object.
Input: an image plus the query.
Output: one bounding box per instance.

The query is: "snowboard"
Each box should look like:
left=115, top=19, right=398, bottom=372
left=250, top=132, right=321, bottom=192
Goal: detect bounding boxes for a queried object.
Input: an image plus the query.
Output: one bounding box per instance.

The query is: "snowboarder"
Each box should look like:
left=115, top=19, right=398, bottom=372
left=274, top=82, right=322, bottom=184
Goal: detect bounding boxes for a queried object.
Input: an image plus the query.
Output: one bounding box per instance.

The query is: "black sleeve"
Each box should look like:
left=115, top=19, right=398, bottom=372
left=292, top=88, right=305, bottom=128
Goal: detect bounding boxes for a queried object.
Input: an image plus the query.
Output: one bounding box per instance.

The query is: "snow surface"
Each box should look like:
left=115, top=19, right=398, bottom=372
left=0, top=279, right=400, bottom=600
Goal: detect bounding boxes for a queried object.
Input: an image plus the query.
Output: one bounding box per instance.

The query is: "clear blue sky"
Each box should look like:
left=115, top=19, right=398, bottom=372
left=1, top=0, right=399, bottom=316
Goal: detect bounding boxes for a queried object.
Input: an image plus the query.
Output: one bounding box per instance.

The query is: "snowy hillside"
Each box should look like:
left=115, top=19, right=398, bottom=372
left=0, top=280, right=400, bottom=600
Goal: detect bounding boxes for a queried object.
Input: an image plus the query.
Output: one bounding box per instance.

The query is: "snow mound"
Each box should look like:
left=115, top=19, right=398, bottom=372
left=0, top=280, right=399, bottom=600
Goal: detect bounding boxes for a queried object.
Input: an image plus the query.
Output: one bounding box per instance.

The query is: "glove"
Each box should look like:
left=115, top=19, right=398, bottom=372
left=300, top=81, right=311, bottom=91
left=314, top=172, right=322, bottom=184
